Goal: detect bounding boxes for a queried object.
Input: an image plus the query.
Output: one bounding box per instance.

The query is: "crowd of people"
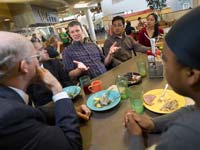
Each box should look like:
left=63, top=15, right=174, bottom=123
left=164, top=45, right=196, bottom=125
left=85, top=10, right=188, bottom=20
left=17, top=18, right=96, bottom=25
left=0, top=6, right=200, bottom=150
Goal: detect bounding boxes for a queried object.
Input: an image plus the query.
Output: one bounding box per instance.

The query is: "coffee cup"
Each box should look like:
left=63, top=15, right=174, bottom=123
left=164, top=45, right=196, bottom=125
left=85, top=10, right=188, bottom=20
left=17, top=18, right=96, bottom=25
left=88, top=80, right=103, bottom=93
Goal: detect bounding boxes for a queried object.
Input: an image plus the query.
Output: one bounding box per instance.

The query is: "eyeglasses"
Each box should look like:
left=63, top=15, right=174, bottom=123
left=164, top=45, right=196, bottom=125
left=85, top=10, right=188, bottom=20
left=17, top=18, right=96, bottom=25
left=37, top=46, right=45, bottom=51
left=28, top=53, right=42, bottom=61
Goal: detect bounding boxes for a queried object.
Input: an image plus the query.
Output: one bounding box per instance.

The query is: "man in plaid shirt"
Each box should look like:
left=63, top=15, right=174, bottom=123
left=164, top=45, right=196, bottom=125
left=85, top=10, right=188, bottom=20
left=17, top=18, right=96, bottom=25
left=62, top=21, right=119, bottom=79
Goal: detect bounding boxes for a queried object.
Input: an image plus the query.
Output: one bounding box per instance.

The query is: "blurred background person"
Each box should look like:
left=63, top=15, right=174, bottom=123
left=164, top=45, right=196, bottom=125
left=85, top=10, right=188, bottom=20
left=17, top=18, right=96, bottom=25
left=45, top=35, right=61, bottom=58
left=125, top=20, right=135, bottom=36
left=58, top=28, right=71, bottom=48
left=138, top=13, right=164, bottom=47
left=31, top=33, right=41, bottom=43
left=136, top=17, right=146, bottom=31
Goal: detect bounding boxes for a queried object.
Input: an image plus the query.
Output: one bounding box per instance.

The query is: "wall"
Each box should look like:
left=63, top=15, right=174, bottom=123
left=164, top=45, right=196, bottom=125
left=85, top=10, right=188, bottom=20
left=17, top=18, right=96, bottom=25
left=0, top=4, right=12, bottom=19
left=9, top=4, right=35, bottom=28
left=0, top=4, right=12, bottom=30
left=162, top=8, right=191, bottom=22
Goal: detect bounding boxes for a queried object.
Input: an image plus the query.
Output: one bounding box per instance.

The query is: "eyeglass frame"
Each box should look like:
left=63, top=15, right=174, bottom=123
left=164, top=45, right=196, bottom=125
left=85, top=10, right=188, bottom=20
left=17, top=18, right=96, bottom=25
left=27, top=53, right=42, bottom=61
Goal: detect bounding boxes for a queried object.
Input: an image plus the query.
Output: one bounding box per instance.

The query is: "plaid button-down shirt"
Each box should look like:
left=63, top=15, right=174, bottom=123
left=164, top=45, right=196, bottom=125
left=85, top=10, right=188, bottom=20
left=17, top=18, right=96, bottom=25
left=62, top=41, right=107, bottom=78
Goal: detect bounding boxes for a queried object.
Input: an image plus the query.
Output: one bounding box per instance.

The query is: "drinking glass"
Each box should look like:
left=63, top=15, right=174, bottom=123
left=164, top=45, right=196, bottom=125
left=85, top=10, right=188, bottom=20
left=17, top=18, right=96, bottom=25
left=136, top=61, right=147, bottom=77
left=116, top=75, right=128, bottom=100
left=79, top=75, right=91, bottom=95
left=128, top=86, right=144, bottom=114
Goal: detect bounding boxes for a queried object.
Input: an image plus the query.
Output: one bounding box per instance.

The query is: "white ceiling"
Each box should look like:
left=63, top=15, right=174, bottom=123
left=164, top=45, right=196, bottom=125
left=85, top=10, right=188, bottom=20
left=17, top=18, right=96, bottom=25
left=0, top=0, right=102, bottom=18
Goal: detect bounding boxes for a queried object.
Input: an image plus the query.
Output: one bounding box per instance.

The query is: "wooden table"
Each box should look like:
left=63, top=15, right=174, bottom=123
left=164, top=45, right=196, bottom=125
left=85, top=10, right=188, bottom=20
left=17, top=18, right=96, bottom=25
left=75, top=53, right=167, bottom=150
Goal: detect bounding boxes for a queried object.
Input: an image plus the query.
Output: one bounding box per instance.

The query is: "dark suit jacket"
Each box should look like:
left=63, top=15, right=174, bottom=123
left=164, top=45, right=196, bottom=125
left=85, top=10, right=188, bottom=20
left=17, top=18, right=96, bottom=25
left=27, top=59, right=72, bottom=106
left=0, top=85, right=82, bottom=150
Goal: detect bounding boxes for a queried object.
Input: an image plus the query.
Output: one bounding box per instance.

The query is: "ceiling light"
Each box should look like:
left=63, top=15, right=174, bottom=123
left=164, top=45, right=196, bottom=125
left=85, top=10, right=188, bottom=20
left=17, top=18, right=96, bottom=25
left=4, top=18, right=10, bottom=21
left=74, top=2, right=97, bottom=9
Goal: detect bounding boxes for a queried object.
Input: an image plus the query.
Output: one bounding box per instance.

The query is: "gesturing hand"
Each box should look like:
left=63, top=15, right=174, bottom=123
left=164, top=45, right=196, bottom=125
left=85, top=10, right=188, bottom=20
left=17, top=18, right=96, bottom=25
left=108, top=42, right=120, bottom=55
left=73, top=60, right=89, bottom=71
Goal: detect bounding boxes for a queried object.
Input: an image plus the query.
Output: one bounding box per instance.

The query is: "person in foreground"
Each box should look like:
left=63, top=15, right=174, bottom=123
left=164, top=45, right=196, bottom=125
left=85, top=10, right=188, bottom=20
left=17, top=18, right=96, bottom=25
left=104, top=16, right=149, bottom=67
left=62, top=20, right=120, bottom=79
left=124, top=7, right=200, bottom=150
left=0, top=31, right=82, bottom=150
left=27, top=41, right=91, bottom=120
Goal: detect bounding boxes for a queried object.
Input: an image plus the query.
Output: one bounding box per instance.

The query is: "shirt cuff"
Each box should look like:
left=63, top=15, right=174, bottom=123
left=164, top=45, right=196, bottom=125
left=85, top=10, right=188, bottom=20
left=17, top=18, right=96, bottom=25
left=52, top=91, right=70, bottom=103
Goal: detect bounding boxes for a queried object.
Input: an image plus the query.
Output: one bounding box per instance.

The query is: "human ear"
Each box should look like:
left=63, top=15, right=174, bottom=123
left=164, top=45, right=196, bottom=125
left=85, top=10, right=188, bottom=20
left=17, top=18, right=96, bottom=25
left=186, top=68, right=200, bottom=86
left=19, top=60, right=29, bottom=73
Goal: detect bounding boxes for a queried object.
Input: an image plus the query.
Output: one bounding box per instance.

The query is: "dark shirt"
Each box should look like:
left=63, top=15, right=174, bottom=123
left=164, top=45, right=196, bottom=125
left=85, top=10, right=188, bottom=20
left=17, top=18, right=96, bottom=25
left=125, top=25, right=135, bottom=35
left=46, top=45, right=59, bottom=58
left=62, top=41, right=107, bottom=79
left=129, top=105, right=200, bottom=150
left=27, top=59, right=72, bottom=106
left=104, top=34, right=149, bottom=67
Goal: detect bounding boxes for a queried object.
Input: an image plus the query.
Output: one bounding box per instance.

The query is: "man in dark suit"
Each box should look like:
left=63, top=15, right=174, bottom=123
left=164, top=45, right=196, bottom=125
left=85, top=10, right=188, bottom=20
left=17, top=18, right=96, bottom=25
left=28, top=41, right=91, bottom=120
left=0, top=31, right=82, bottom=150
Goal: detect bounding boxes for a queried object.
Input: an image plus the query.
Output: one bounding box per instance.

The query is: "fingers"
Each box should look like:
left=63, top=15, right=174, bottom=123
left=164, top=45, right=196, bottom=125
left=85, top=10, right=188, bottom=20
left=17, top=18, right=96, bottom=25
left=73, top=60, right=80, bottom=64
left=124, top=110, right=135, bottom=127
left=77, top=112, right=90, bottom=120
left=81, top=104, right=91, bottom=116
left=85, top=67, right=90, bottom=71
left=36, top=66, right=46, bottom=79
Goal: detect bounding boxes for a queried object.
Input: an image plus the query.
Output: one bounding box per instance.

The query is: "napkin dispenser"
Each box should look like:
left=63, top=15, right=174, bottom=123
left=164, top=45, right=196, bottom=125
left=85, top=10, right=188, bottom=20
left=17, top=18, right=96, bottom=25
left=148, top=38, right=163, bottom=78
left=148, top=56, right=163, bottom=78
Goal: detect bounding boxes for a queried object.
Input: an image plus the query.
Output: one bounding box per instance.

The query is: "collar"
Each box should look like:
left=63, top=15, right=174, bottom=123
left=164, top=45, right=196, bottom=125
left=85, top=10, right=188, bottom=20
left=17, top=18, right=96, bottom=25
left=72, top=37, right=88, bottom=45
left=112, top=33, right=126, bottom=39
left=9, top=86, right=29, bottom=105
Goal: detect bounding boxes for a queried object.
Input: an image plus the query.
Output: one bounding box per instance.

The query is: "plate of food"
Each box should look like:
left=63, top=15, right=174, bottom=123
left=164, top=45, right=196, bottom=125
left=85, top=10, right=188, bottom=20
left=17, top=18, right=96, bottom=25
left=143, top=89, right=186, bottom=114
left=63, top=86, right=81, bottom=99
left=87, top=90, right=121, bottom=111
left=123, top=72, right=142, bottom=86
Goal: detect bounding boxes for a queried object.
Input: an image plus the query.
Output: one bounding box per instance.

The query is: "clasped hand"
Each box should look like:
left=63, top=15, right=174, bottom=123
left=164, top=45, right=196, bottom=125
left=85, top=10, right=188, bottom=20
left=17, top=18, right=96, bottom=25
left=76, top=104, right=91, bottom=120
left=123, top=110, right=155, bottom=136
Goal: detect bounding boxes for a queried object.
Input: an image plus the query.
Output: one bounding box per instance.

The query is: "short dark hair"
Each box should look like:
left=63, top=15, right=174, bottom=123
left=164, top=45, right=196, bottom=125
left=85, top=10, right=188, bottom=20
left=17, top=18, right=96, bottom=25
left=112, top=16, right=125, bottom=26
left=138, top=17, right=141, bottom=20
left=68, top=20, right=82, bottom=30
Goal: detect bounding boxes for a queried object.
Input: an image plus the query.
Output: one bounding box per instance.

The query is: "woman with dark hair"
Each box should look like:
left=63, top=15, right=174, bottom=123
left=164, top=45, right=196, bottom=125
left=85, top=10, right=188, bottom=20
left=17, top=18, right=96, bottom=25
left=138, top=13, right=164, bottom=47
left=45, top=35, right=61, bottom=58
